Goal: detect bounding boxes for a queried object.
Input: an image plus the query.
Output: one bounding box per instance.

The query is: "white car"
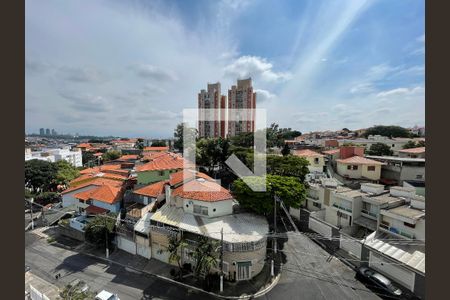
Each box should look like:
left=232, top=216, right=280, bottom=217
left=95, top=290, right=120, bottom=300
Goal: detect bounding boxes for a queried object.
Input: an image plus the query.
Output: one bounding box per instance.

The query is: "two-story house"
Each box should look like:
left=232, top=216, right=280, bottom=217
left=293, top=149, right=326, bottom=173
left=135, top=153, right=191, bottom=185
left=149, top=170, right=269, bottom=282
left=336, top=156, right=384, bottom=181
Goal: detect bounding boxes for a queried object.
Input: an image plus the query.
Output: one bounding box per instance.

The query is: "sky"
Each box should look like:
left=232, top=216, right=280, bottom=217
left=25, top=0, right=425, bottom=138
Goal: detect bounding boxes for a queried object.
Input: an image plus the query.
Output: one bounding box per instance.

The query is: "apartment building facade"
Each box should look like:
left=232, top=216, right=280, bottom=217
left=227, top=78, right=256, bottom=137
left=198, top=82, right=226, bottom=138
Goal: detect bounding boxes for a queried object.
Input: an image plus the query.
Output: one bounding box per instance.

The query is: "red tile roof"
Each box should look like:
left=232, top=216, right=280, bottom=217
left=169, top=170, right=214, bottom=186
left=89, top=185, right=123, bottom=204
left=136, top=154, right=192, bottom=172
left=172, top=179, right=233, bottom=202
left=399, top=147, right=425, bottom=154
left=117, top=155, right=139, bottom=160
left=80, top=164, right=122, bottom=174
left=322, top=149, right=340, bottom=155
left=85, top=205, right=109, bottom=215
left=63, top=177, right=123, bottom=194
left=93, top=152, right=103, bottom=157
left=293, top=149, right=325, bottom=158
left=336, top=156, right=385, bottom=165
left=133, top=180, right=168, bottom=198
left=76, top=143, right=92, bottom=149
left=143, top=146, right=169, bottom=152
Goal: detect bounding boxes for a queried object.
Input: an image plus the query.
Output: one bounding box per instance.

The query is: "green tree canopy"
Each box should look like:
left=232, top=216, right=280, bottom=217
left=82, top=151, right=96, bottom=166
left=281, top=143, right=290, bottom=156
left=192, top=236, right=218, bottom=278
left=102, top=150, right=121, bottom=161
left=363, top=125, right=411, bottom=138
left=403, top=140, right=425, bottom=149
left=151, top=140, right=167, bottom=147
left=174, top=122, right=197, bottom=152
left=232, top=175, right=306, bottom=215
left=55, top=160, right=80, bottom=186
left=135, top=138, right=145, bottom=150
left=84, top=214, right=117, bottom=248
left=366, top=143, right=393, bottom=156
left=25, top=159, right=58, bottom=192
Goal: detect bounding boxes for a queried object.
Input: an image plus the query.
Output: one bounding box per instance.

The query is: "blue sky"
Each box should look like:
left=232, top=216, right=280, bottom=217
left=25, top=0, right=424, bottom=138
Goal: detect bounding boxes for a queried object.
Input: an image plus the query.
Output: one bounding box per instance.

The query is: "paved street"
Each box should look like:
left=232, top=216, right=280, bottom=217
left=264, top=232, right=382, bottom=300
left=25, top=232, right=217, bottom=300
left=26, top=230, right=382, bottom=300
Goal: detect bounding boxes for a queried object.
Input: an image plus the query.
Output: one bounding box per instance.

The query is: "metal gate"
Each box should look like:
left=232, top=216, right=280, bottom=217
left=117, top=236, right=136, bottom=255
left=369, top=252, right=415, bottom=291
left=136, top=244, right=151, bottom=259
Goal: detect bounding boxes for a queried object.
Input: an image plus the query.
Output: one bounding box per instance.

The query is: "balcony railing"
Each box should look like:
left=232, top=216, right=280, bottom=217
left=332, top=203, right=352, bottom=213
left=307, top=194, right=320, bottom=201
left=379, top=223, right=415, bottom=239
left=361, top=209, right=378, bottom=218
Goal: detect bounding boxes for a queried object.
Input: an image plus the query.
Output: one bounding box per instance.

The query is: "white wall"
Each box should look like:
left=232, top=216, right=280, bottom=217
left=62, top=186, right=95, bottom=208
left=91, top=199, right=121, bottom=213
left=182, top=198, right=233, bottom=218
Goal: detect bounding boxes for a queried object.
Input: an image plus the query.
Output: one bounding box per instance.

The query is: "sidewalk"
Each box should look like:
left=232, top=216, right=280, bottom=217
left=80, top=244, right=281, bottom=299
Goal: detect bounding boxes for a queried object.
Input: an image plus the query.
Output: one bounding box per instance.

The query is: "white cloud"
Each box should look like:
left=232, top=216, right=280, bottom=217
left=376, top=86, right=424, bottom=98
left=223, top=56, right=291, bottom=82
left=130, top=64, right=178, bottom=81
left=57, top=66, right=105, bottom=83
left=349, top=83, right=374, bottom=94
left=254, top=89, right=276, bottom=102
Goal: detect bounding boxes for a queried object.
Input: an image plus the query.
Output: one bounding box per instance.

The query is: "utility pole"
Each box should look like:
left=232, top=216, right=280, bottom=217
left=220, top=227, right=224, bottom=293
left=30, top=198, right=34, bottom=230
left=105, top=215, right=109, bottom=258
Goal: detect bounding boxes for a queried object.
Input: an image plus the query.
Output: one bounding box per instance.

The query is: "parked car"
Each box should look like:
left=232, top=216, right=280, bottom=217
left=95, top=290, right=120, bottom=300
left=356, top=267, right=403, bottom=298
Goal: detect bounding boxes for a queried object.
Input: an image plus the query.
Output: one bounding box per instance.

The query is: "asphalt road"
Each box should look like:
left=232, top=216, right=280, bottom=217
left=25, top=231, right=382, bottom=300
left=264, top=232, right=382, bottom=300
left=25, top=232, right=217, bottom=300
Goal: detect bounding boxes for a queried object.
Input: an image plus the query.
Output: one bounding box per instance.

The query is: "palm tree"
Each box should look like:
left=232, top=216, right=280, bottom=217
left=192, top=236, right=218, bottom=279
left=167, top=235, right=188, bottom=279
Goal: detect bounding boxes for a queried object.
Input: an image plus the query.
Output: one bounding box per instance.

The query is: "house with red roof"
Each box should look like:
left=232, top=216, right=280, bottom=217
left=336, top=156, right=385, bottom=181
left=293, top=149, right=326, bottom=173
left=143, top=146, right=169, bottom=153
left=135, top=153, right=192, bottom=185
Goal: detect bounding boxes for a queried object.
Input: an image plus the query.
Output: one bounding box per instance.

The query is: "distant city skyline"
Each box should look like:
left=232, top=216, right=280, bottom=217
left=26, top=0, right=424, bottom=138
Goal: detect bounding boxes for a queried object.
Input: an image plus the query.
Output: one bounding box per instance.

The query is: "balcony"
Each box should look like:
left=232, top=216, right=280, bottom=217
left=307, top=194, right=320, bottom=201
left=332, top=203, right=352, bottom=213
left=361, top=209, right=378, bottom=218
left=379, top=223, right=415, bottom=239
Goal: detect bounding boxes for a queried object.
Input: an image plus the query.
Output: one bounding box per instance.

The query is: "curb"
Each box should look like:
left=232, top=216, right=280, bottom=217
left=77, top=249, right=280, bottom=299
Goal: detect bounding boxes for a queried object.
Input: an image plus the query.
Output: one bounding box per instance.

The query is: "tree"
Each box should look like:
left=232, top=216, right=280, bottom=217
left=168, top=235, right=188, bottom=279
left=34, top=191, right=61, bottom=206
left=363, top=125, right=411, bottom=138
left=416, top=140, right=425, bottom=147
left=174, top=122, right=197, bottom=152
left=60, top=281, right=95, bottom=300
left=245, top=155, right=310, bottom=182
left=232, top=175, right=306, bottom=215
left=402, top=140, right=417, bottom=149
left=55, top=160, right=80, bottom=186
left=135, top=138, right=145, bottom=150
left=84, top=214, right=117, bottom=248
left=192, top=236, right=218, bottom=279
left=281, top=143, right=290, bottom=156
left=25, top=159, right=58, bottom=192
left=230, top=132, right=254, bottom=147
left=152, top=140, right=167, bottom=147
left=82, top=151, right=96, bottom=166
left=102, top=150, right=121, bottom=161
left=366, top=143, right=393, bottom=156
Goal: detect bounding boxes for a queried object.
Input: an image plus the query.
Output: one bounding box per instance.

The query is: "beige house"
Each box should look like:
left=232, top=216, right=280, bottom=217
left=293, top=149, right=326, bottom=173
left=336, top=156, right=384, bottom=181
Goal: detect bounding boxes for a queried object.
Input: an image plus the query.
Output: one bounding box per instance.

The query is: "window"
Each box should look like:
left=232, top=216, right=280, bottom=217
left=313, top=202, right=321, bottom=208
left=367, top=166, right=376, bottom=171
left=193, top=204, right=208, bottom=216
left=158, top=170, right=164, bottom=176
left=404, top=222, right=416, bottom=228
left=392, top=144, right=395, bottom=147
left=347, top=165, right=351, bottom=170
left=352, top=165, right=358, bottom=170
left=314, top=157, right=319, bottom=164
left=340, top=213, right=348, bottom=220
left=416, top=174, right=423, bottom=179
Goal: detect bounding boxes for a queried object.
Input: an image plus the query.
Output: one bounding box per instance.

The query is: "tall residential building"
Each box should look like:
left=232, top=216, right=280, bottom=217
left=198, top=82, right=226, bottom=138
left=45, top=128, right=51, bottom=136
left=227, top=78, right=256, bottom=137
left=39, top=128, right=45, bottom=136
left=51, top=129, right=57, bottom=136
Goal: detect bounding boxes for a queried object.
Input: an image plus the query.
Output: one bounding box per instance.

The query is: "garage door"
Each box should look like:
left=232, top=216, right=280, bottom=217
left=369, top=252, right=415, bottom=291
left=117, top=236, right=136, bottom=255
left=309, top=217, right=332, bottom=238
left=137, top=244, right=151, bottom=259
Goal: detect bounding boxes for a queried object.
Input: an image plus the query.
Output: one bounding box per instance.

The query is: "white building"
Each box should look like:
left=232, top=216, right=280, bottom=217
left=25, top=147, right=82, bottom=167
